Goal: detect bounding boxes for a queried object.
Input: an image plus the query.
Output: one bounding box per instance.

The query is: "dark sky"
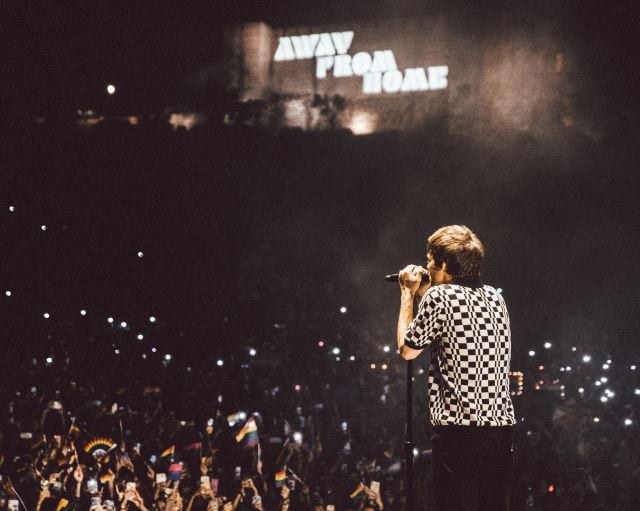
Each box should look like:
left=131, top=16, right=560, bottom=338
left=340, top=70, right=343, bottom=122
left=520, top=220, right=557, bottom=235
left=3, top=0, right=640, bottom=365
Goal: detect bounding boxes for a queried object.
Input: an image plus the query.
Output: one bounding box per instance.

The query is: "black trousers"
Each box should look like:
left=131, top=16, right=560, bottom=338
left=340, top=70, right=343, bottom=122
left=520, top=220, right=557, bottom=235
left=431, top=425, right=514, bottom=511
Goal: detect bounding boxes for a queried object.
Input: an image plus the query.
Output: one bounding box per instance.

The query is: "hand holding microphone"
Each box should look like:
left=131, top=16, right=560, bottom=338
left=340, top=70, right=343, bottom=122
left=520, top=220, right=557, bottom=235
left=387, top=265, right=430, bottom=297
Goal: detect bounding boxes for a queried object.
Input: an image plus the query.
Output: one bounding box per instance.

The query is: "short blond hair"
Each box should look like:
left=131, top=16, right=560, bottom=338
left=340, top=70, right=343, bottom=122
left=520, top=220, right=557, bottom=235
left=427, top=225, right=484, bottom=278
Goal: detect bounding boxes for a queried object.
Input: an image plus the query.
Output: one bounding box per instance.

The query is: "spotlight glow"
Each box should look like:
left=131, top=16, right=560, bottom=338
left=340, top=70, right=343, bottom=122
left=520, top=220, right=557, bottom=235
left=43, top=312, right=50, bottom=319
left=216, top=359, right=223, bottom=367
left=528, top=350, right=535, bottom=357
left=9, top=206, right=15, bottom=212
left=80, top=309, right=86, bottom=316
left=340, top=306, right=347, bottom=314
left=107, top=84, right=116, bottom=95
left=107, top=317, right=114, bottom=323
left=249, top=348, right=257, bottom=357
left=120, top=321, right=127, bottom=328
left=349, top=355, right=355, bottom=361
left=137, top=334, right=143, bottom=340
left=544, top=342, right=552, bottom=349
left=41, top=225, right=47, bottom=231
left=383, top=345, right=390, bottom=353
left=5, top=290, right=11, bottom=297
left=582, top=355, right=591, bottom=363
left=332, top=347, right=340, bottom=355
left=137, top=251, right=144, bottom=258
left=149, top=316, right=156, bottom=323
left=624, top=418, right=633, bottom=426
left=164, top=354, right=171, bottom=361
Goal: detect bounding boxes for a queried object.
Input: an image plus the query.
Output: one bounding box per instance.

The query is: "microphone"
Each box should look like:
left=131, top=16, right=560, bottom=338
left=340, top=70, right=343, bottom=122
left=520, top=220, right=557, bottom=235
left=385, top=272, right=430, bottom=284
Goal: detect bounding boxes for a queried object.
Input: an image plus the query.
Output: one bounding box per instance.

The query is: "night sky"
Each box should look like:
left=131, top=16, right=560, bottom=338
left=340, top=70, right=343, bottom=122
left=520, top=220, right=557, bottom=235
left=3, top=0, right=640, bottom=367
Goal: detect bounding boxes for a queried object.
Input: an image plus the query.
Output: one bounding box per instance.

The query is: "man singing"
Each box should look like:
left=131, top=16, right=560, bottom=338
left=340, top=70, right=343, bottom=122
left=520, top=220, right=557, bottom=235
left=396, top=225, right=515, bottom=511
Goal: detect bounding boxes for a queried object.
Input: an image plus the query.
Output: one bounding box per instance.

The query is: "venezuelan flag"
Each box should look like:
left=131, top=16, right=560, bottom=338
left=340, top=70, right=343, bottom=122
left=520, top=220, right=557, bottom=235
left=235, top=417, right=258, bottom=448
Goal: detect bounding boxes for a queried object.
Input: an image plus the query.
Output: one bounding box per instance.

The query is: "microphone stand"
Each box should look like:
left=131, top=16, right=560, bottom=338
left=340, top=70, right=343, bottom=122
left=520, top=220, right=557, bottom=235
left=405, top=359, right=414, bottom=511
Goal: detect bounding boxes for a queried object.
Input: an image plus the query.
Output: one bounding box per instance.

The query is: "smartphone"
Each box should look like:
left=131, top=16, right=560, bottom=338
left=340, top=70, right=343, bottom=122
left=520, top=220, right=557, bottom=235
left=200, top=476, right=210, bottom=488
left=234, top=466, right=241, bottom=480
left=125, top=482, right=136, bottom=492
left=90, top=496, right=102, bottom=509
left=211, top=479, right=219, bottom=494
left=370, top=481, right=380, bottom=494
left=87, top=479, right=98, bottom=493
left=327, top=506, right=335, bottom=511
left=8, top=500, right=19, bottom=511
left=104, top=501, right=115, bottom=511
left=252, top=496, right=262, bottom=507
left=41, top=480, right=49, bottom=490
left=156, top=473, right=167, bottom=484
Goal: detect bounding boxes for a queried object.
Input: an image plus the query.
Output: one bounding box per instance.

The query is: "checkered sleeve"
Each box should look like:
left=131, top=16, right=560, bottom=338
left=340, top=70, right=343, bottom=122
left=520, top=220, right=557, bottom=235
left=404, top=288, right=443, bottom=349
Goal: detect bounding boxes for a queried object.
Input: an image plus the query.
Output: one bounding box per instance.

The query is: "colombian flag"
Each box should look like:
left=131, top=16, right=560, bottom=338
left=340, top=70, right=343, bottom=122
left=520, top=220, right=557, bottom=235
left=275, top=470, right=287, bottom=487
left=235, top=417, right=259, bottom=449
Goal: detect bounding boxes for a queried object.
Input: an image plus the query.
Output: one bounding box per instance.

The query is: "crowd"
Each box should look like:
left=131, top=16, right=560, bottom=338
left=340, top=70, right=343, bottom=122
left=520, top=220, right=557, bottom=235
left=0, top=305, right=638, bottom=511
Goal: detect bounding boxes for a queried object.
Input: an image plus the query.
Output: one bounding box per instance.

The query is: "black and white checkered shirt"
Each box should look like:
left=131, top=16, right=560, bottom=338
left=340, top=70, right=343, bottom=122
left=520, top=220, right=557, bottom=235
left=404, top=284, right=516, bottom=427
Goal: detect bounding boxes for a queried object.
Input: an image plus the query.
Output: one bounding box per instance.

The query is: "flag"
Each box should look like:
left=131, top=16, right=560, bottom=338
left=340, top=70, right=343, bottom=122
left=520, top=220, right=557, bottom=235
left=83, top=438, right=116, bottom=458
left=235, top=417, right=258, bottom=449
left=161, top=445, right=175, bottom=459
left=183, top=442, right=202, bottom=451
left=275, top=470, right=287, bottom=488
left=350, top=482, right=365, bottom=499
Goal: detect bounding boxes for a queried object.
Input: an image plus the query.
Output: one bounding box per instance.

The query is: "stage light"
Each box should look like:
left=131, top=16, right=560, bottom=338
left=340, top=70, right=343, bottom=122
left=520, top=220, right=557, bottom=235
left=332, top=347, right=340, bottom=355
left=413, top=448, right=419, bottom=457
left=528, top=350, right=535, bottom=357
left=114, top=349, right=120, bottom=355
left=418, top=368, right=424, bottom=374
left=80, top=309, right=86, bottom=316
left=46, top=356, right=53, bottom=364
left=41, top=225, right=47, bottom=231
left=600, top=377, right=607, bottom=383
left=149, top=316, right=156, bottom=323
left=120, top=321, right=127, bottom=328
left=538, top=365, right=544, bottom=371
left=151, top=347, right=157, bottom=353
left=294, top=384, right=301, bottom=392
left=336, top=356, right=341, bottom=362
left=137, top=334, right=143, bottom=340
left=9, top=206, right=15, bottom=212
left=606, top=359, right=612, bottom=364
left=107, top=84, right=116, bottom=95
left=605, top=389, right=614, bottom=397
left=349, top=355, right=355, bottom=361
left=635, top=389, right=640, bottom=395
left=600, top=396, right=608, bottom=403
left=595, top=381, right=601, bottom=387
left=137, top=251, right=144, bottom=258
left=5, top=290, right=11, bottom=297
left=544, top=342, right=552, bottom=349
left=582, top=354, right=591, bottom=363
left=318, top=340, right=325, bottom=347
left=107, top=317, right=114, bottom=323
left=593, top=417, right=600, bottom=423
left=249, top=348, right=257, bottom=356
left=340, top=306, right=347, bottom=313
left=142, top=353, right=147, bottom=359
left=631, top=365, right=637, bottom=370
left=164, top=354, right=171, bottom=361
left=571, top=346, right=577, bottom=351
left=43, top=312, right=50, bottom=319
left=602, top=363, right=609, bottom=370
left=216, top=359, right=223, bottom=366
left=624, top=419, right=633, bottom=426
left=383, top=345, right=390, bottom=352
left=566, top=366, right=572, bottom=371
left=578, top=387, right=584, bottom=394
left=370, top=363, right=376, bottom=369
left=381, top=364, right=388, bottom=370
